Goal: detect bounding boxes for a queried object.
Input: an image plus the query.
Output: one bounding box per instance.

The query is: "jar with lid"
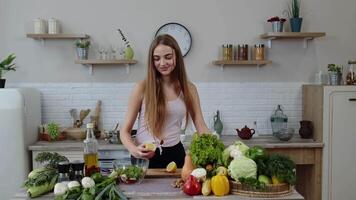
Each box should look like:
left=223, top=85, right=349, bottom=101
left=270, top=105, right=288, bottom=135
left=70, top=160, right=84, bottom=181
left=57, top=161, right=71, bottom=183
left=34, top=18, right=46, bottom=34
left=253, top=44, right=265, bottom=60
left=222, top=44, right=233, bottom=61
left=237, top=44, right=248, bottom=60
left=48, top=18, right=59, bottom=34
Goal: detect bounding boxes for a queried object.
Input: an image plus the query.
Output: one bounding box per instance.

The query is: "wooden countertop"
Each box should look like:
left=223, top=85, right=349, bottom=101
left=13, top=178, right=304, bottom=200
left=28, top=135, right=323, bottom=151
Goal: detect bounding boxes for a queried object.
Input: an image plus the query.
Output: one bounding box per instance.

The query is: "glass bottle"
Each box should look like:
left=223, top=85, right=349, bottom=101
left=270, top=105, right=288, bottom=135
left=84, top=123, right=100, bottom=176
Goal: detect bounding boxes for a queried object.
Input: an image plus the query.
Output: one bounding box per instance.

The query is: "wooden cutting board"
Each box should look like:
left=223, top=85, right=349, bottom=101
left=146, top=168, right=181, bottom=178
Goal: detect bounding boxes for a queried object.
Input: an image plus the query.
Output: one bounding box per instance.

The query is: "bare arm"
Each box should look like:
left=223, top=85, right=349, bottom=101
left=189, top=82, right=210, bottom=134
left=120, top=81, right=154, bottom=158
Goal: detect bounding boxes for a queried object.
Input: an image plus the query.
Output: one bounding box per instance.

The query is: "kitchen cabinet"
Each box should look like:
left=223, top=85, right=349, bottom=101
left=29, top=140, right=129, bottom=169
left=302, top=85, right=356, bottom=200
left=260, top=32, right=326, bottom=48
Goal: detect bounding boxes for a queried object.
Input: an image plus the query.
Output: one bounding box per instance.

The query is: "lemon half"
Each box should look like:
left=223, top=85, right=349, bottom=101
left=166, top=161, right=177, bottom=173
left=144, top=143, right=157, bottom=151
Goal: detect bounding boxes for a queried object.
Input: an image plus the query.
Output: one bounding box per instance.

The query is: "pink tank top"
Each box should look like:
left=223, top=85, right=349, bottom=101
left=135, top=92, right=186, bottom=148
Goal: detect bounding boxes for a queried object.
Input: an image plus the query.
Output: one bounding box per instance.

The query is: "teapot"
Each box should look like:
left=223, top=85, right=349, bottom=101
left=236, top=125, right=255, bottom=140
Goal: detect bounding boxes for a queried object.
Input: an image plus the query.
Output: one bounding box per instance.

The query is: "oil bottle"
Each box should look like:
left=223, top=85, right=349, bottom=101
left=84, top=123, right=100, bottom=176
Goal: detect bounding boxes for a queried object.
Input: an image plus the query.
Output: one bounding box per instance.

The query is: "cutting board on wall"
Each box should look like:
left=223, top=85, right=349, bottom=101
left=146, top=168, right=181, bottom=178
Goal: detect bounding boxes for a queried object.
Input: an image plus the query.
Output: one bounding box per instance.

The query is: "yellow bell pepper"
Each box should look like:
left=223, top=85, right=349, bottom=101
left=211, top=175, right=230, bottom=196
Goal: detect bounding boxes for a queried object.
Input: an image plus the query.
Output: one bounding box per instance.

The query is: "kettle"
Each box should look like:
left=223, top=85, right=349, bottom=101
left=236, top=125, right=255, bottom=140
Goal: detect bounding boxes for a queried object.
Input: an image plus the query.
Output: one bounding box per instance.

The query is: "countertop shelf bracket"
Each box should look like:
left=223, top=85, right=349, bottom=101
left=126, top=64, right=130, bottom=74
left=267, top=37, right=276, bottom=48
left=220, top=64, right=224, bottom=71
left=83, top=64, right=93, bottom=75
left=303, top=37, right=313, bottom=48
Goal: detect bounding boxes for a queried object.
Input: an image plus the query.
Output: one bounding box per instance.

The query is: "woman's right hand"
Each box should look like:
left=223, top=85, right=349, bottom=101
left=130, top=144, right=155, bottom=159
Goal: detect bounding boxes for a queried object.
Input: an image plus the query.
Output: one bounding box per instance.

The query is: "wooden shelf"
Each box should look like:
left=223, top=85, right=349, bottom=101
left=260, top=32, right=326, bottom=48
left=26, top=33, right=89, bottom=39
left=75, top=59, right=137, bottom=65
left=213, top=60, right=272, bottom=65
left=348, top=61, right=356, bottom=64
left=213, top=60, right=272, bottom=70
left=75, top=59, right=138, bottom=75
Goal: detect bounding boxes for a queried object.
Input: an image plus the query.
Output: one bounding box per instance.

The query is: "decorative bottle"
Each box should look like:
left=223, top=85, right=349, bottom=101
left=84, top=123, right=100, bottom=176
left=213, top=110, right=223, bottom=136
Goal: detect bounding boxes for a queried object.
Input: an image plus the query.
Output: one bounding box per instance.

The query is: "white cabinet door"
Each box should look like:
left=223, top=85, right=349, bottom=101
left=330, top=92, right=356, bottom=200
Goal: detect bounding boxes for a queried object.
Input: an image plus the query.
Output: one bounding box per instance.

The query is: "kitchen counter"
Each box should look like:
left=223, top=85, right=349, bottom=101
left=28, top=135, right=323, bottom=151
left=13, top=178, right=304, bottom=200
left=28, top=135, right=322, bottom=200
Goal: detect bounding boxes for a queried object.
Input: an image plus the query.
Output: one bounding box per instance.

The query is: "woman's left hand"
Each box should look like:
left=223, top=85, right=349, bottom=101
left=137, top=144, right=156, bottom=159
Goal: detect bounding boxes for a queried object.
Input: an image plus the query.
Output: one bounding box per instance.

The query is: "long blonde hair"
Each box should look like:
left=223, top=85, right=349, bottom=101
left=144, top=34, right=195, bottom=138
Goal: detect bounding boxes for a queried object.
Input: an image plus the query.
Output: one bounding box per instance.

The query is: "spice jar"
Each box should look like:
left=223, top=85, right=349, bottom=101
left=57, top=161, right=71, bottom=183
left=253, top=44, right=265, bottom=60
left=34, top=18, right=46, bottom=34
left=48, top=18, right=59, bottom=34
left=70, top=160, right=84, bottom=182
left=237, top=44, right=248, bottom=60
left=222, top=44, right=233, bottom=61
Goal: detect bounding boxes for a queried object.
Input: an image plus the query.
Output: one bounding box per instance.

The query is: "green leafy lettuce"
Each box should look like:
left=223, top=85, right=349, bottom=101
left=189, top=133, right=225, bottom=168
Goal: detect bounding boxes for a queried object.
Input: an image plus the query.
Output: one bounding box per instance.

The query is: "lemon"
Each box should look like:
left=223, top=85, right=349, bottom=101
left=144, top=143, right=156, bottom=151
left=166, top=161, right=177, bottom=173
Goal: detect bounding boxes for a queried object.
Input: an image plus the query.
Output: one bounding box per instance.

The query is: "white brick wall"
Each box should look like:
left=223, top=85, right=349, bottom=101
left=8, top=82, right=303, bottom=135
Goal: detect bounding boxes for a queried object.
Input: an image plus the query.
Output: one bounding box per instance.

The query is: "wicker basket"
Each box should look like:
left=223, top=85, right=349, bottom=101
left=230, top=180, right=293, bottom=198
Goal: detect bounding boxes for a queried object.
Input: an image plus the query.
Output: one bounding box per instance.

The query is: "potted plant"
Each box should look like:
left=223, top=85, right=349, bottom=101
left=75, top=39, right=91, bottom=60
left=267, top=16, right=286, bottom=32
left=39, top=122, right=66, bottom=141
left=118, top=29, right=134, bottom=60
left=327, top=64, right=343, bottom=85
left=287, top=0, right=302, bottom=32
left=0, top=54, right=16, bottom=88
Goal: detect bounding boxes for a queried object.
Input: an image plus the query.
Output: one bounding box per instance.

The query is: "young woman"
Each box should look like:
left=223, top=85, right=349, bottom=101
left=120, top=34, right=210, bottom=168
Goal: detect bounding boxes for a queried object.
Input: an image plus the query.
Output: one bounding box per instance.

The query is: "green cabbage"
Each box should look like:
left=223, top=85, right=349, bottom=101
left=228, top=156, right=257, bottom=181
left=222, top=141, right=250, bottom=167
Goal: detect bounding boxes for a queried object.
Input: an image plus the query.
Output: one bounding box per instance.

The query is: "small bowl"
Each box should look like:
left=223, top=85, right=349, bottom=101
left=113, top=157, right=149, bottom=184
left=275, top=128, right=294, bottom=141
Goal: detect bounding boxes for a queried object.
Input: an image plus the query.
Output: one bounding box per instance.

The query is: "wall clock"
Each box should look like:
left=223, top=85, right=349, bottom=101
left=155, top=22, right=192, bottom=57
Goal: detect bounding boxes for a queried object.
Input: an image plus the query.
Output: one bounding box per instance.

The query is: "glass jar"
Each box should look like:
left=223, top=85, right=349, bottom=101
left=346, top=64, right=356, bottom=85
left=71, top=160, right=84, bottom=181
left=222, top=44, right=233, bottom=61
left=58, top=161, right=70, bottom=183
left=237, top=44, right=248, bottom=60
left=253, top=44, right=265, bottom=60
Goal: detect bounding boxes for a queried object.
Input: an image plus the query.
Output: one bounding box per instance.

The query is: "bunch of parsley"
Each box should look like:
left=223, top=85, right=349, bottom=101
left=189, top=133, right=225, bottom=168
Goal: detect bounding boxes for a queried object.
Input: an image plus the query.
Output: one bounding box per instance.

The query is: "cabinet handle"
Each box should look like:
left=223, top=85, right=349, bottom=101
left=349, top=98, right=356, bottom=101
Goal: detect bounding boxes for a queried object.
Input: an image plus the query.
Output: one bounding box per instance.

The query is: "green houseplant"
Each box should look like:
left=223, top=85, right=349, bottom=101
left=287, top=0, right=303, bottom=32
left=327, top=64, right=342, bottom=85
left=75, top=39, right=91, bottom=60
left=0, top=54, right=16, bottom=88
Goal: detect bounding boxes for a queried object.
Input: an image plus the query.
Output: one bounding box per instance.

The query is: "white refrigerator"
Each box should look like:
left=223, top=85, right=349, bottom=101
left=0, top=88, right=41, bottom=199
